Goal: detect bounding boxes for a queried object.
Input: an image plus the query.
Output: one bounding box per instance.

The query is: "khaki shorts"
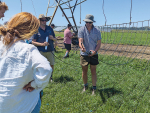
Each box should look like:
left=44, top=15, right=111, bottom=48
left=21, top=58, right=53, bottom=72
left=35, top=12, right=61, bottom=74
left=80, top=55, right=99, bottom=66
left=40, top=51, right=55, bottom=65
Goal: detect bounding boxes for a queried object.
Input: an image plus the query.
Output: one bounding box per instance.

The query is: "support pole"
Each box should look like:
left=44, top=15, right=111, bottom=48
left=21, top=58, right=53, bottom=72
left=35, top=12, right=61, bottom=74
left=48, top=0, right=61, bottom=26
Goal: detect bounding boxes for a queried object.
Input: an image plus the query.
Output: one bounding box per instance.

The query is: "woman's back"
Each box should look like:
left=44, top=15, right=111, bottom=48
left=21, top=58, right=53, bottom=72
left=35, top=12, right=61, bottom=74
left=0, top=40, right=51, bottom=113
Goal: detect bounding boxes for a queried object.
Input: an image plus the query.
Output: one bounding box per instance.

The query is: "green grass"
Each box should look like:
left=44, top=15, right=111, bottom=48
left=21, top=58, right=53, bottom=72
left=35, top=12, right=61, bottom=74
left=101, top=30, right=150, bottom=46
left=55, top=31, right=64, bottom=38
left=40, top=48, right=150, bottom=113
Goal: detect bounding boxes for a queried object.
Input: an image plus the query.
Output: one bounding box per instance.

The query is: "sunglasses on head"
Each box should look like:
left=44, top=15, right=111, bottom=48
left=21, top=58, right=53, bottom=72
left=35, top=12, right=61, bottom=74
left=86, top=22, right=93, bottom=24
left=41, top=19, right=47, bottom=22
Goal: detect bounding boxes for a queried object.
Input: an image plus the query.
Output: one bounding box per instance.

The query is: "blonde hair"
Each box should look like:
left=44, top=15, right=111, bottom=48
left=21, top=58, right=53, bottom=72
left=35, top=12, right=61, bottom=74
left=0, top=12, right=40, bottom=45
left=0, top=2, right=8, bottom=10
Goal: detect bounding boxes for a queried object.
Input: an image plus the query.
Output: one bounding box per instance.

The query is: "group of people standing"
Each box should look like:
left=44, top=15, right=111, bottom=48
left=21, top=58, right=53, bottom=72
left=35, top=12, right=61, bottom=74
left=0, top=1, right=101, bottom=113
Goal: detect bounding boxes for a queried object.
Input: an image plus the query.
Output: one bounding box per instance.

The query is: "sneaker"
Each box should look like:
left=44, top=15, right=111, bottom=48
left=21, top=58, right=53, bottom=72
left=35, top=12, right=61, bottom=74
left=92, top=89, right=96, bottom=95
left=81, top=86, right=88, bottom=93
left=63, top=55, right=69, bottom=58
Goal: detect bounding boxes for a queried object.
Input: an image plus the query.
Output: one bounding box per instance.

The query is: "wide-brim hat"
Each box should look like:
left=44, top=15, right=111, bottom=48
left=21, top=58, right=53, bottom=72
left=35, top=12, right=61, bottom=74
left=83, top=14, right=96, bottom=23
left=39, top=14, right=51, bottom=22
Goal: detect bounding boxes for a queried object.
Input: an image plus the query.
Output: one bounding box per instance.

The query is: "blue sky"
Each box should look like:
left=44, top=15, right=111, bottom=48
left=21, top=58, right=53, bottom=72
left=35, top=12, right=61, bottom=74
left=0, top=0, right=150, bottom=27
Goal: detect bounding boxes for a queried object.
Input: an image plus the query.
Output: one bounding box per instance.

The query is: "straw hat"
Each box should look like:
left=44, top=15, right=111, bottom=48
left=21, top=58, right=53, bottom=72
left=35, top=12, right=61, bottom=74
left=38, top=14, right=51, bottom=22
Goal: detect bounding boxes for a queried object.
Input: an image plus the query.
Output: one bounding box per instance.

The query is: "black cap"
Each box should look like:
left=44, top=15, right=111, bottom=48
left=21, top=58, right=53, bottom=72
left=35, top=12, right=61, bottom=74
left=67, top=24, right=72, bottom=27
left=51, top=24, right=55, bottom=27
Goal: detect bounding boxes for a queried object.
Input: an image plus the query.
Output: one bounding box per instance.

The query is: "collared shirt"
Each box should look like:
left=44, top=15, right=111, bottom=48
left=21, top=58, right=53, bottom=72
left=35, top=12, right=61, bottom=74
left=64, top=28, right=73, bottom=44
left=33, top=25, right=55, bottom=52
left=78, top=25, right=101, bottom=55
left=0, top=40, right=52, bottom=113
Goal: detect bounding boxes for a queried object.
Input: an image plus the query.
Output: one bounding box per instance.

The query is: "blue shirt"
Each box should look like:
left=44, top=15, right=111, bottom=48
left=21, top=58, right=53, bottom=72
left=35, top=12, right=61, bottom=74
left=78, top=25, right=102, bottom=55
left=33, top=26, right=55, bottom=52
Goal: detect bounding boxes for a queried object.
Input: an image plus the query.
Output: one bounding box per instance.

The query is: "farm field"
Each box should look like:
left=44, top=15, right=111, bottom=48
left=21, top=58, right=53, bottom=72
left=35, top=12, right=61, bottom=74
left=101, top=30, right=150, bottom=46
left=55, top=30, right=150, bottom=60
left=55, top=30, right=150, bottom=46
left=40, top=48, right=150, bottom=113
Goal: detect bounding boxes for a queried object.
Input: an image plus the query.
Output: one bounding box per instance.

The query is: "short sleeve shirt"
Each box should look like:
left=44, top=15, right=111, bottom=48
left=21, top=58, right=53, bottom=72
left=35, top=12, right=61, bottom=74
left=64, top=28, right=73, bottom=44
left=78, top=25, right=102, bottom=56
left=33, top=25, right=55, bottom=52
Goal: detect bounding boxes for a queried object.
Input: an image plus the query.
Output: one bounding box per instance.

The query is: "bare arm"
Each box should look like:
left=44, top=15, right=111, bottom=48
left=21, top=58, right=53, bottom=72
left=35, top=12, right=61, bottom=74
left=78, top=38, right=86, bottom=52
left=70, top=36, right=74, bottom=39
left=69, top=33, right=76, bottom=39
left=78, top=38, right=83, bottom=48
left=32, top=39, right=49, bottom=46
left=49, top=35, right=57, bottom=42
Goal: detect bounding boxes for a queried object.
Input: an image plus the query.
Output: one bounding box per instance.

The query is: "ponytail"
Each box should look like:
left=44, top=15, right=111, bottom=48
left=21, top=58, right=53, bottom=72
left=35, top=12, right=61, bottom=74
left=0, top=26, right=21, bottom=45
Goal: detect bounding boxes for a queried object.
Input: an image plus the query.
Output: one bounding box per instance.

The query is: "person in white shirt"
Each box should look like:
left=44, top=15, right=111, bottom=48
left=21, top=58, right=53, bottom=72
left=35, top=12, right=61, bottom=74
left=0, top=12, right=52, bottom=113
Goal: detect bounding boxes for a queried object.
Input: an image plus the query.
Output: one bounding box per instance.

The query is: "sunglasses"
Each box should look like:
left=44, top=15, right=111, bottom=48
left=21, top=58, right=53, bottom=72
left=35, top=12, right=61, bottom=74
left=86, top=22, right=93, bottom=24
left=41, top=20, right=47, bottom=22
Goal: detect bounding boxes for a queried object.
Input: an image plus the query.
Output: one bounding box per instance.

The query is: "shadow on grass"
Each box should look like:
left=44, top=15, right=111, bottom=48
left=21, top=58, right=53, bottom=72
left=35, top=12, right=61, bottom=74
left=54, top=75, right=74, bottom=83
left=98, top=88, right=122, bottom=103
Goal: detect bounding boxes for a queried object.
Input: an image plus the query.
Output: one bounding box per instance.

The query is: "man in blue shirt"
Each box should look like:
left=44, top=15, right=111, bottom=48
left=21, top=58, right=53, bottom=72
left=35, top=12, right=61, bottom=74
left=78, top=14, right=101, bottom=95
left=32, top=14, right=56, bottom=82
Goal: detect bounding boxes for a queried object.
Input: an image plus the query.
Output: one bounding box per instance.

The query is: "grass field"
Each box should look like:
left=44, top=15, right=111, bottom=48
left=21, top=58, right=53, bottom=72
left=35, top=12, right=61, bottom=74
left=100, top=30, right=150, bottom=46
left=55, top=30, right=150, bottom=46
left=55, top=31, right=64, bottom=38
left=40, top=48, right=150, bottom=113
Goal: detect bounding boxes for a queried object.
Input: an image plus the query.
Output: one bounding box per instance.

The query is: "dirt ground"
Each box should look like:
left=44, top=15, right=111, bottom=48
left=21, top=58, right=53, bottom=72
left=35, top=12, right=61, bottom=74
left=57, top=38, right=150, bottom=60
